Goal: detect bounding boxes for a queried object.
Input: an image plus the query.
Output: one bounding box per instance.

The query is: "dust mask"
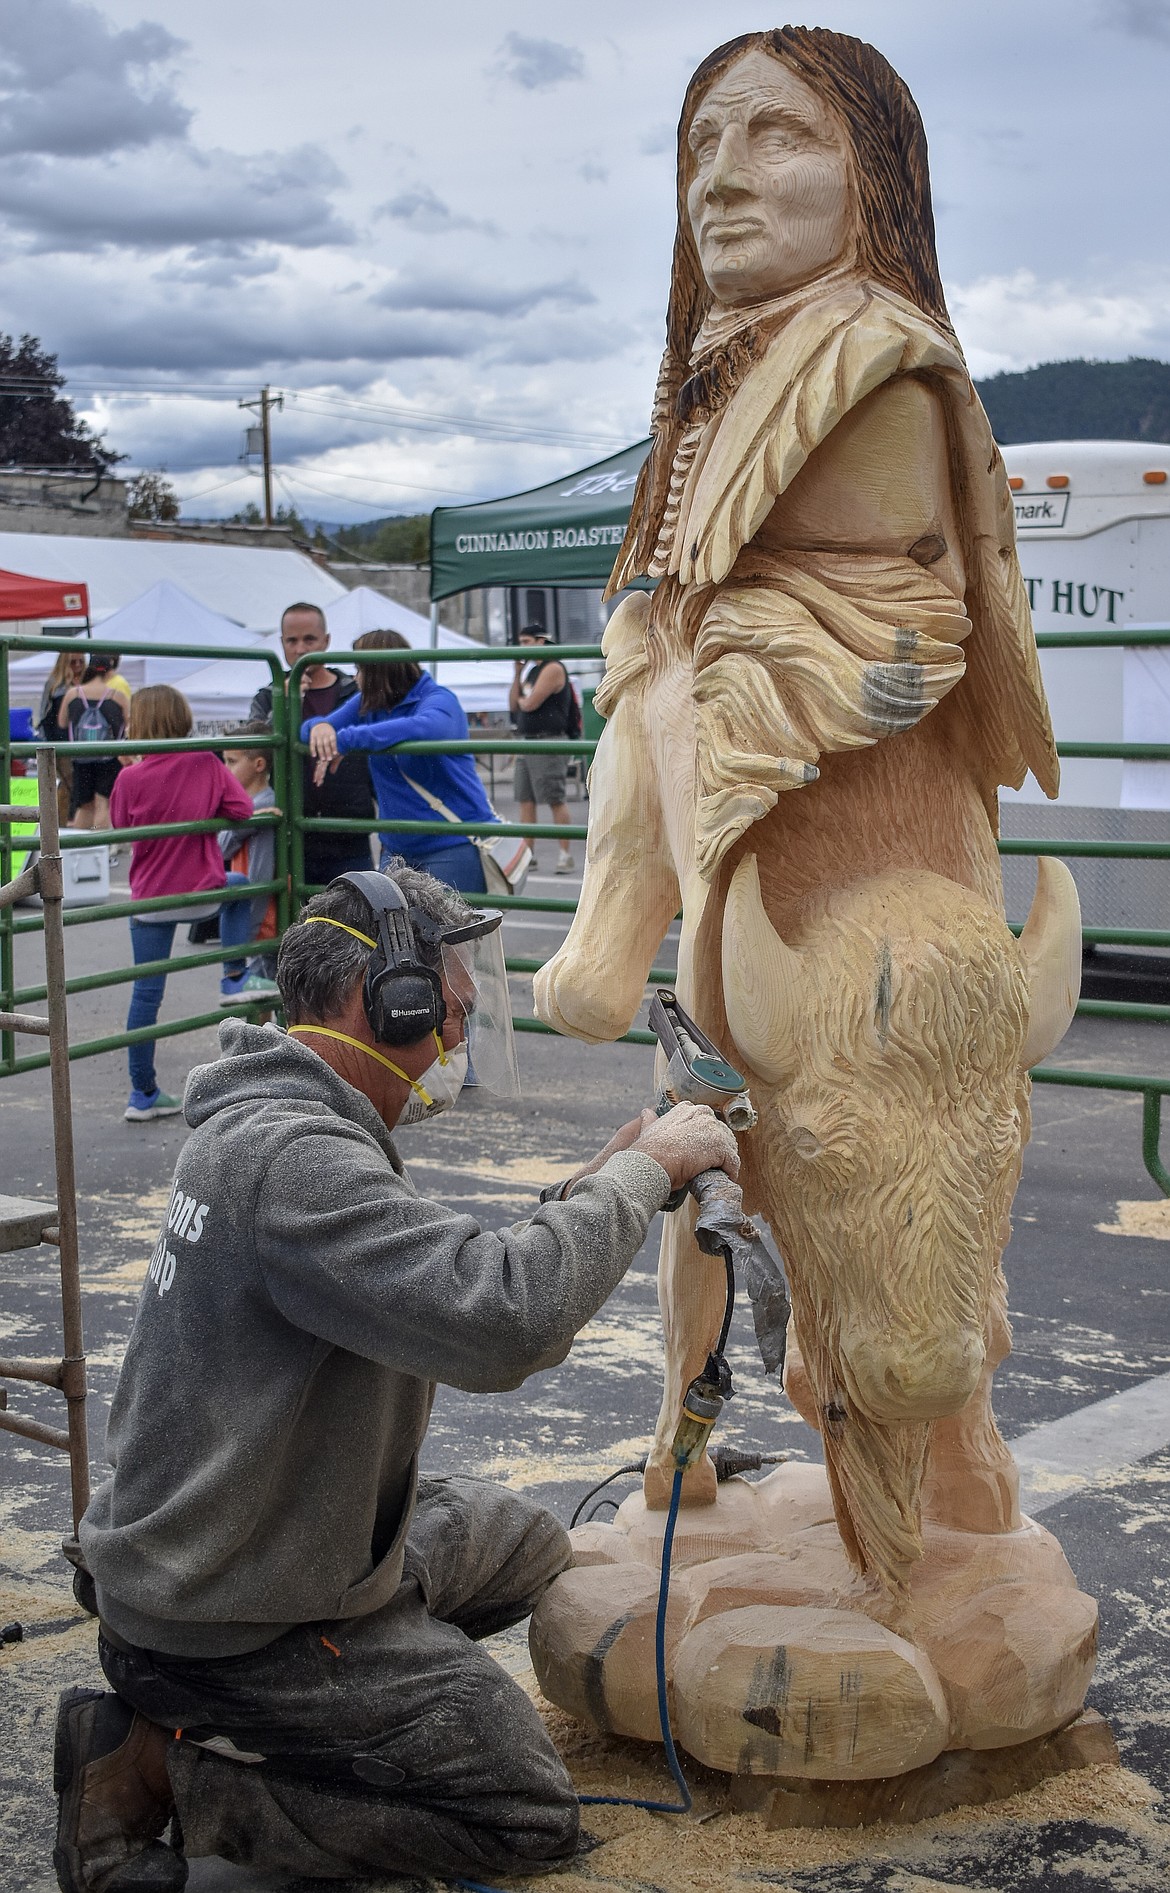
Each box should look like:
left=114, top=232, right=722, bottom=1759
left=287, top=1025, right=467, bottom=1124
left=398, top=1038, right=468, bottom=1124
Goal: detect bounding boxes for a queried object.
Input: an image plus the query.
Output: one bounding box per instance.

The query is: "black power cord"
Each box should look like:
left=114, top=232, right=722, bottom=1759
left=569, top=1444, right=788, bottom=1528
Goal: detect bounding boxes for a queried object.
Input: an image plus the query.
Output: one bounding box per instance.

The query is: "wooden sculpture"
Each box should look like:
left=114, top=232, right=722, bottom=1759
left=531, top=28, right=1097, bottom=1795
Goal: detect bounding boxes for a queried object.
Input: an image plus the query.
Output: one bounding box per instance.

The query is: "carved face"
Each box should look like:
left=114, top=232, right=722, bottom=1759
left=686, top=49, right=853, bottom=307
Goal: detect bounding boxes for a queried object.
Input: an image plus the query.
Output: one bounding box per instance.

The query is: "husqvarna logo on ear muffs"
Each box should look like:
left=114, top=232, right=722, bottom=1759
left=333, top=870, right=447, bottom=1049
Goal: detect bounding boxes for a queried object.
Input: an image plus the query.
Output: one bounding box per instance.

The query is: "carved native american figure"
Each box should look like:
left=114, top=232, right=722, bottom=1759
left=535, top=27, right=1086, bottom=1620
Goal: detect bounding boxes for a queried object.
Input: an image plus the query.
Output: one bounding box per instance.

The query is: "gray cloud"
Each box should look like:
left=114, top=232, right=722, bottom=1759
left=0, top=0, right=189, bottom=157
left=373, top=272, right=595, bottom=318
left=0, top=143, right=352, bottom=250
left=52, top=304, right=479, bottom=374
left=1098, top=0, right=1170, bottom=41
left=374, top=184, right=497, bottom=237
left=490, top=33, right=585, bottom=91
left=165, top=244, right=282, bottom=288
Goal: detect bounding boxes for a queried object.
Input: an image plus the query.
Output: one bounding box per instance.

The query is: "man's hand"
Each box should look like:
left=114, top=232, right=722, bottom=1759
left=308, top=722, right=340, bottom=787
left=627, top=1103, right=739, bottom=1194
left=563, top=1104, right=739, bottom=1198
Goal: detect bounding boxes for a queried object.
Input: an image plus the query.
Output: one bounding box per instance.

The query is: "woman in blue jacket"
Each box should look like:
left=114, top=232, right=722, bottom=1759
left=302, top=629, right=495, bottom=894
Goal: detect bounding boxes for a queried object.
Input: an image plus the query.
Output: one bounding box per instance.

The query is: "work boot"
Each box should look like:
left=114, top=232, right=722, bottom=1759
left=54, top=1687, right=187, bottom=1893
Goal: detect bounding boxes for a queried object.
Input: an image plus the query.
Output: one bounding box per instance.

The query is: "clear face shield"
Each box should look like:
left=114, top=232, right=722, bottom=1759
left=425, top=908, right=521, bottom=1099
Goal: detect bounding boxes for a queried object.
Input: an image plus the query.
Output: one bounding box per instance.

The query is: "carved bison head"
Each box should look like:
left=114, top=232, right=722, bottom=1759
left=720, top=856, right=1080, bottom=1588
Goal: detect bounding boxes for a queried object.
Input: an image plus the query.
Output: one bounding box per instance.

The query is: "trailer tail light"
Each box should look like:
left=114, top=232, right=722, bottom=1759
left=1008, top=476, right=1024, bottom=490
left=1046, top=475, right=1070, bottom=489
left=1143, top=470, right=1168, bottom=485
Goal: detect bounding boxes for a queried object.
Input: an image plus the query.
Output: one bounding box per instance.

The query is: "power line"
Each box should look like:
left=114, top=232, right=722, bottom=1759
left=285, top=390, right=629, bottom=452
left=58, top=375, right=632, bottom=455
left=277, top=466, right=482, bottom=505
left=173, top=470, right=256, bottom=503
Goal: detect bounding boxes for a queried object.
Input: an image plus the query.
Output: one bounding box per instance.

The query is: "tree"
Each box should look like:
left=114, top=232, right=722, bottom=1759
left=0, top=333, right=121, bottom=471
left=975, top=357, right=1170, bottom=445
left=127, top=470, right=180, bottom=523
left=333, top=512, right=429, bottom=563
left=227, top=499, right=308, bottom=533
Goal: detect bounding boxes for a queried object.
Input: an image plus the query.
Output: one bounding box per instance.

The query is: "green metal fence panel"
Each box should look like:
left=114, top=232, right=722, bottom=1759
left=1, top=631, right=290, bottom=1080
left=2, top=630, right=1168, bottom=1193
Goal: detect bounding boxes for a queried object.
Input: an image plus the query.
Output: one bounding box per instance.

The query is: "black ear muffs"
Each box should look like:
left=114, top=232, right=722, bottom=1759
left=335, top=871, right=446, bottom=1048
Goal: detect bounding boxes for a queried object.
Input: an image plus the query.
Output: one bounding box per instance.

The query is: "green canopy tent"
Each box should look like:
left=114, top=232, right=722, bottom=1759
left=429, top=438, right=651, bottom=601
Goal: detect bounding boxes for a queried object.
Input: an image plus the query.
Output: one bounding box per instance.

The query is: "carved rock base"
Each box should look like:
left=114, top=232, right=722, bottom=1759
left=529, top=1465, right=1097, bottom=1780
left=729, top=1709, right=1119, bottom=1828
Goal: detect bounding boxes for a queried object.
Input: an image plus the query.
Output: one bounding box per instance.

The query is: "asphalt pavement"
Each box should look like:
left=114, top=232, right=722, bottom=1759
left=2, top=818, right=1169, bottom=1892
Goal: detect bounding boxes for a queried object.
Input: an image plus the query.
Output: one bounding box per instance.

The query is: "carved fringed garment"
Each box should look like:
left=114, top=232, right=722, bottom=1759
left=606, top=278, right=1059, bottom=883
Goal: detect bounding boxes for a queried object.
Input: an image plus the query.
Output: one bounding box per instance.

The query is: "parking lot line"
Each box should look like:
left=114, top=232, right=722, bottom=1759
left=1012, top=1369, right=1170, bottom=1512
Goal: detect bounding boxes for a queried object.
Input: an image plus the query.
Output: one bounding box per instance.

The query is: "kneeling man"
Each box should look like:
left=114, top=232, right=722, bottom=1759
left=57, top=865, right=736, bottom=1892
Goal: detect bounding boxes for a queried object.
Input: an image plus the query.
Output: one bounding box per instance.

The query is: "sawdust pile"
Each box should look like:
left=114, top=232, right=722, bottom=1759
left=1097, top=1198, right=1170, bottom=1241
left=472, top=1689, right=1166, bottom=1893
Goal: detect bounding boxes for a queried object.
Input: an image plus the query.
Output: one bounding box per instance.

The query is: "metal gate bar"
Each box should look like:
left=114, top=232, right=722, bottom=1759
left=0, top=748, right=90, bottom=1537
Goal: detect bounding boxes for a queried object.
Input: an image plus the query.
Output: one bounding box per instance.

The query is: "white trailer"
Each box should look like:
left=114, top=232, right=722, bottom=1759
left=998, top=439, right=1170, bottom=932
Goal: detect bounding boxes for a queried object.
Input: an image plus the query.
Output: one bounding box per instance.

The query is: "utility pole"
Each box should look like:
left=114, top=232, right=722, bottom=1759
left=239, top=386, right=283, bottom=525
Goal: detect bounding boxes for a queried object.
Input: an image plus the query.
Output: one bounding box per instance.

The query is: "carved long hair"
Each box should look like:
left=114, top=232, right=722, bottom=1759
left=612, top=28, right=953, bottom=589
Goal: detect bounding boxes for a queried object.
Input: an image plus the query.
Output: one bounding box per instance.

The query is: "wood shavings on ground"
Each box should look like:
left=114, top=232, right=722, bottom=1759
left=457, top=1690, right=1166, bottom=1893
left=1097, top=1199, right=1170, bottom=1241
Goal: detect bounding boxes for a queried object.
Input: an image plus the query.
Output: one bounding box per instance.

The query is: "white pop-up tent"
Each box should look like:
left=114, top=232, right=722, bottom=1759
left=324, top=586, right=513, bottom=714
left=5, top=581, right=272, bottom=713
left=6, top=579, right=514, bottom=723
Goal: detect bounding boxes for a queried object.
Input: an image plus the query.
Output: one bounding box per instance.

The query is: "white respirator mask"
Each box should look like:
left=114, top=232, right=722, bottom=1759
left=397, top=1035, right=469, bottom=1124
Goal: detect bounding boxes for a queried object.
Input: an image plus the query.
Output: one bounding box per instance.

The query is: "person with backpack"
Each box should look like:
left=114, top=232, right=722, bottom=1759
left=37, top=648, right=88, bottom=824
left=57, top=652, right=125, bottom=830
left=508, top=627, right=580, bottom=875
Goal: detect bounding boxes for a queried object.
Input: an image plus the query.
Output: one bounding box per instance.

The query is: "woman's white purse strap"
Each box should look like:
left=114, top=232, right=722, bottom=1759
left=398, top=769, right=531, bottom=894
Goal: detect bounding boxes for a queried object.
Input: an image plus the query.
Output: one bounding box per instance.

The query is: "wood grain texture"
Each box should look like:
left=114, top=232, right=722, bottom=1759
left=532, top=27, right=1095, bottom=1781
left=728, top=1710, right=1119, bottom=1828
left=529, top=1466, right=1098, bottom=1776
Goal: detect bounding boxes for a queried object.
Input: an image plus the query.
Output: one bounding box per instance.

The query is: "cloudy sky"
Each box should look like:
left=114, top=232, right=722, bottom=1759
left=0, top=0, right=1167, bottom=521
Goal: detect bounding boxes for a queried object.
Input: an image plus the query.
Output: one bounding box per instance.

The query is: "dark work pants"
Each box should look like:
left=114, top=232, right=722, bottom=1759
left=99, top=1478, right=578, bottom=1884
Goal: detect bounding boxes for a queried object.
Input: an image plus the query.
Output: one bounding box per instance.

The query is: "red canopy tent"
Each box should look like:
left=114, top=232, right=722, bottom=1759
left=0, top=566, right=89, bottom=623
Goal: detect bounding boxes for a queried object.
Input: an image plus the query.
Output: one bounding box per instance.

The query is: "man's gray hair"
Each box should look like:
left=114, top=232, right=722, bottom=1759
left=276, top=861, right=477, bottom=1028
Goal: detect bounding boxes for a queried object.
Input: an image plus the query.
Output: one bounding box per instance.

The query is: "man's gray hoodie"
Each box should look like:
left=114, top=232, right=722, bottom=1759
left=80, top=1020, right=671, bottom=1658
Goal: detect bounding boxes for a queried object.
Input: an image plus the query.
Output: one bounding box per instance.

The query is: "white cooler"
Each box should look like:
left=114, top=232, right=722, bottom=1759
left=20, top=834, right=111, bottom=907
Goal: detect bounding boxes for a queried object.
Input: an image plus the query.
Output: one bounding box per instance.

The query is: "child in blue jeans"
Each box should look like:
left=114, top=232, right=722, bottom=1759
left=217, top=721, right=282, bottom=1004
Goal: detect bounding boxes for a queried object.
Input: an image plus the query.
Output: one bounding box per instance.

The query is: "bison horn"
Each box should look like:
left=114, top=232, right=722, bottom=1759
left=722, top=853, right=806, bottom=1083
left=1019, top=856, right=1082, bottom=1068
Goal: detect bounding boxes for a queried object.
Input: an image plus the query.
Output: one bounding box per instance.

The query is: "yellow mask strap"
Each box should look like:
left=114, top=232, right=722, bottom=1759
left=287, top=1025, right=434, bottom=1106
left=301, top=916, right=376, bottom=950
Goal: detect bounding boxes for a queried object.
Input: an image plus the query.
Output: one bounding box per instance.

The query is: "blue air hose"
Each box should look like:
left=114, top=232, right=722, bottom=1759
left=577, top=1464, right=691, bottom=1814
left=453, top=1467, right=691, bottom=1891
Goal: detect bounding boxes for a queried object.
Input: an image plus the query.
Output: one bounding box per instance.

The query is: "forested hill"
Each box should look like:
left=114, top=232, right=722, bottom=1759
left=974, top=357, right=1170, bottom=445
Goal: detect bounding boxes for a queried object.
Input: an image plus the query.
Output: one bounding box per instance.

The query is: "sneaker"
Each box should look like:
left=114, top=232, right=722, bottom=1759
left=54, top=1686, right=187, bottom=1893
left=554, top=852, right=576, bottom=875
left=218, top=971, right=280, bottom=1008
left=124, top=1091, right=182, bottom=1123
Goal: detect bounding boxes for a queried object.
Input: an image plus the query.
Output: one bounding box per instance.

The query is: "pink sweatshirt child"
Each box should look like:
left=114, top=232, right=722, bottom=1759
left=110, top=752, right=254, bottom=903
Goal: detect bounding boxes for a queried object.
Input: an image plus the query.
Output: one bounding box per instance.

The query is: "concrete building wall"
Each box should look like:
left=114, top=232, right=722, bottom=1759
left=0, top=469, right=131, bottom=537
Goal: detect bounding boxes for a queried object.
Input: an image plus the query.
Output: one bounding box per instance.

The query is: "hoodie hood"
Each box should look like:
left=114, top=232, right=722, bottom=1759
left=185, top=1018, right=399, bottom=1166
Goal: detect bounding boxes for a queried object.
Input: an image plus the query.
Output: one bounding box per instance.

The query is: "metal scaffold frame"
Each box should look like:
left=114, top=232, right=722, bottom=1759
left=0, top=747, right=91, bottom=1542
